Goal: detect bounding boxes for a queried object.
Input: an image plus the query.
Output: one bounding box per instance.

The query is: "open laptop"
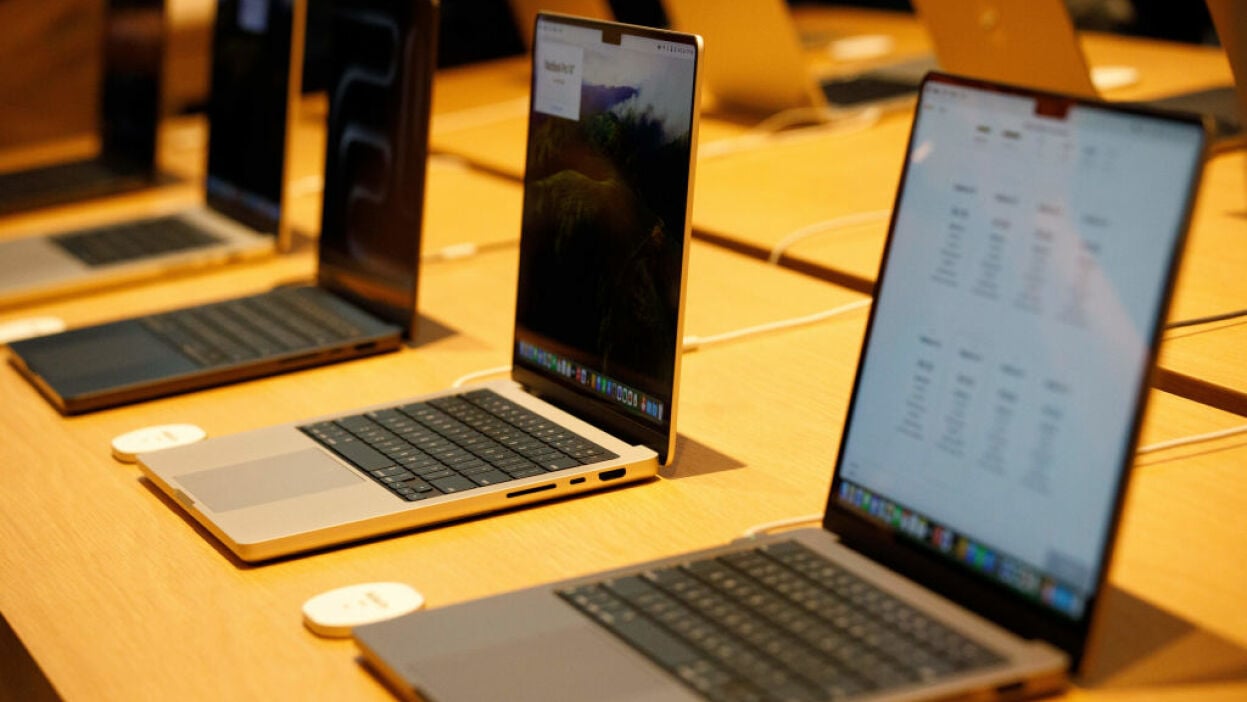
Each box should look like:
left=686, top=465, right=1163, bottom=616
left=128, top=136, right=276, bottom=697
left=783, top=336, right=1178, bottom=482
left=8, top=0, right=439, bottom=415
left=0, top=0, right=164, bottom=216
left=0, top=0, right=305, bottom=309
left=912, top=0, right=1242, bottom=150
left=136, top=13, right=703, bottom=563
left=662, top=0, right=929, bottom=115
left=354, top=72, right=1208, bottom=701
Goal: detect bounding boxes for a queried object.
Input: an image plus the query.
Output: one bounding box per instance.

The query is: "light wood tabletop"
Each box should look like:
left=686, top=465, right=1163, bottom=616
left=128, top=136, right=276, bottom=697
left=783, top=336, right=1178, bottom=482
left=1148, top=149, right=1247, bottom=416
left=2, top=163, right=1245, bottom=699
left=1156, top=318, right=1247, bottom=418
left=2, top=162, right=1247, bottom=698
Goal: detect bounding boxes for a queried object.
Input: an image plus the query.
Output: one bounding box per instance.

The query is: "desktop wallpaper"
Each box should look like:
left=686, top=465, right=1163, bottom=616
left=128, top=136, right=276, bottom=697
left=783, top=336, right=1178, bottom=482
left=515, top=29, right=696, bottom=409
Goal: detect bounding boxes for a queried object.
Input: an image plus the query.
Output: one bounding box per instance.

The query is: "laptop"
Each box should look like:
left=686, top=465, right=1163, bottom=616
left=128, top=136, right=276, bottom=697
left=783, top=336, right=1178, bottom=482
left=0, top=0, right=164, bottom=216
left=912, top=0, right=1242, bottom=149
left=354, top=72, right=1208, bottom=701
left=662, top=0, right=929, bottom=115
left=136, top=13, right=703, bottom=563
left=0, top=0, right=305, bottom=309
left=8, top=0, right=439, bottom=415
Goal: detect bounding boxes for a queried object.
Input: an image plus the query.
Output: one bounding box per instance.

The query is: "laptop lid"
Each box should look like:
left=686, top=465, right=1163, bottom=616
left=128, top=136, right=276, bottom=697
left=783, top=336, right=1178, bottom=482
left=315, top=0, right=436, bottom=338
left=663, top=0, right=820, bottom=113
left=98, top=0, right=164, bottom=177
left=911, top=0, right=1098, bottom=98
left=511, top=13, right=702, bottom=465
left=203, top=0, right=305, bottom=250
left=824, top=73, right=1206, bottom=670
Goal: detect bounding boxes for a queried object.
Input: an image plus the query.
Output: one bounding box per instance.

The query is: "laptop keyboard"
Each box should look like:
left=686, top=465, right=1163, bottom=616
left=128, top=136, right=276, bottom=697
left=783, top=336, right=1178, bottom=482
left=559, top=540, right=1004, bottom=702
left=140, top=286, right=368, bottom=368
left=0, top=160, right=147, bottom=213
left=300, top=389, right=620, bottom=499
left=51, top=215, right=222, bottom=266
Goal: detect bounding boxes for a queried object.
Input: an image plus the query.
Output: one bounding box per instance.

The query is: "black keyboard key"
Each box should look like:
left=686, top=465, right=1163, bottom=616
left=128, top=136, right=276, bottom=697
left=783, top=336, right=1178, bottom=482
left=429, top=475, right=476, bottom=494
left=399, top=455, right=440, bottom=470
left=399, top=479, right=434, bottom=493
left=455, top=462, right=493, bottom=475
left=378, top=471, right=416, bottom=484
left=504, top=466, right=546, bottom=480
left=540, top=456, right=581, bottom=471
left=467, top=470, right=512, bottom=486
left=322, top=439, right=394, bottom=471
left=370, top=466, right=408, bottom=478
left=521, top=446, right=561, bottom=461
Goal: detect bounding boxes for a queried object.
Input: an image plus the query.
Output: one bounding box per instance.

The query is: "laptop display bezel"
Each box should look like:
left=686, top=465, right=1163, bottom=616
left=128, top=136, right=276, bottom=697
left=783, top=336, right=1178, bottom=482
left=510, top=12, right=702, bottom=465
left=822, top=71, right=1207, bottom=669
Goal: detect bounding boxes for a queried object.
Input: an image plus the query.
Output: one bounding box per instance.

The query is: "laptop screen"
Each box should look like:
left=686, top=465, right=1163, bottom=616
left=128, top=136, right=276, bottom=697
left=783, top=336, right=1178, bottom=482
left=316, top=0, right=436, bottom=336
left=829, top=75, right=1203, bottom=634
left=512, top=14, right=700, bottom=463
left=204, top=0, right=300, bottom=236
left=100, top=0, right=163, bottom=175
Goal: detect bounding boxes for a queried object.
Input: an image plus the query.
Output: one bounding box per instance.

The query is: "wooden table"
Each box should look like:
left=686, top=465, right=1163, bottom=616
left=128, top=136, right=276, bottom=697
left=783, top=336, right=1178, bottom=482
left=1156, top=318, right=1247, bottom=418
left=1146, top=148, right=1247, bottom=416
left=2, top=162, right=1245, bottom=699
left=1095, top=427, right=1247, bottom=697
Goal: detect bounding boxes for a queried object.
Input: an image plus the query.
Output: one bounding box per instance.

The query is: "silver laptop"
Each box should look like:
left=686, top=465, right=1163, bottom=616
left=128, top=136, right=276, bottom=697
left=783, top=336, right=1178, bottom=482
left=353, top=73, right=1207, bottom=701
left=138, top=13, right=703, bottom=563
left=662, top=0, right=929, bottom=115
left=912, top=0, right=1242, bottom=149
left=0, top=0, right=306, bottom=308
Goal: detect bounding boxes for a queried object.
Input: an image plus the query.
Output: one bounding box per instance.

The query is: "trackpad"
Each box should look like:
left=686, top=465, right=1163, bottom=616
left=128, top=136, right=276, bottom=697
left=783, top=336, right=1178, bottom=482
left=178, top=449, right=362, bottom=512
